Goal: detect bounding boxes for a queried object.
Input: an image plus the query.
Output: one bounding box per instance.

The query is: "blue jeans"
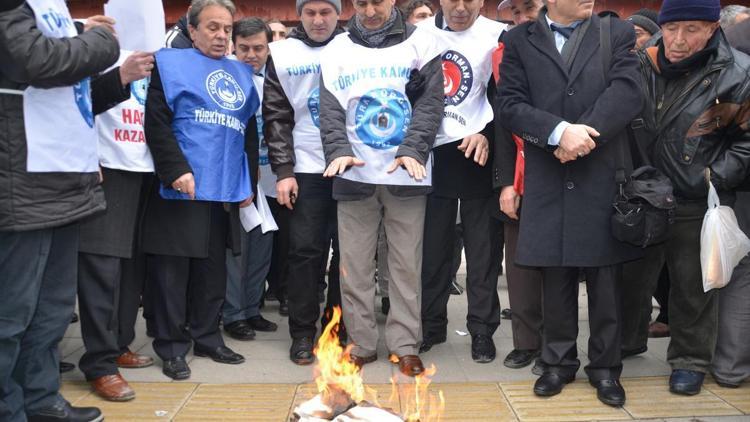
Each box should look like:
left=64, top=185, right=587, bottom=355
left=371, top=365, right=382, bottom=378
left=223, top=225, right=273, bottom=324
left=0, top=224, right=79, bottom=422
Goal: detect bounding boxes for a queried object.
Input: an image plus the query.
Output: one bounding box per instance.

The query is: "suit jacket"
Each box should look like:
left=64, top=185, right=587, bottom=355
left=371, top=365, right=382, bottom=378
left=496, top=11, right=643, bottom=267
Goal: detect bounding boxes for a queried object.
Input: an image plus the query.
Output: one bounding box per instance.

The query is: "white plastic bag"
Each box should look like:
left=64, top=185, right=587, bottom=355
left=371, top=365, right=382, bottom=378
left=700, top=181, right=750, bottom=292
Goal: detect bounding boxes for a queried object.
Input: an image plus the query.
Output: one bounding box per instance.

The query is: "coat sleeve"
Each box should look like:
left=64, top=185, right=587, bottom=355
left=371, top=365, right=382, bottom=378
left=496, top=28, right=564, bottom=151
left=576, top=19, right=644, bottom=146
left=144, top=64, right=192, bottom=187
left=263, top=56, right=297, bottom=180
left=91, top=67, right=130, bottom=116
left=710, top=85, right=750, bottom=191
left=396, top=55, right=444, bottom=164
left=245, top=113, right=260, bottom=188
left=0, top=4, right=119, bottom=88
left=319, top=74, right=355, bottom=165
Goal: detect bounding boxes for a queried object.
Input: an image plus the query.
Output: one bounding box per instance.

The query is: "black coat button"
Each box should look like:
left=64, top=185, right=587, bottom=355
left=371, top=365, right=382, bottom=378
left=566, top=181, right=575, bottom=189
left=567, top=88, right=575, bottom=96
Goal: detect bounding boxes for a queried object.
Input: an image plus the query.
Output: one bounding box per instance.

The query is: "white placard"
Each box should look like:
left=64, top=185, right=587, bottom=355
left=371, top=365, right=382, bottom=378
left=104, top=0, right=165, bottom=52
left=239, top=184, right=278, bottom=234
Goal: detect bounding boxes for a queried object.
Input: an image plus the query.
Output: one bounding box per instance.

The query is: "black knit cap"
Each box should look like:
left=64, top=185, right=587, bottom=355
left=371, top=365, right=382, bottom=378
left=657, top=0, right=720, bottom=25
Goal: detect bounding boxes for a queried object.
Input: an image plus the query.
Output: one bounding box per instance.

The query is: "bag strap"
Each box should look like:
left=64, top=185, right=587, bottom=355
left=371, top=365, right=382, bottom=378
left=599, top=16, right=628, bottom=192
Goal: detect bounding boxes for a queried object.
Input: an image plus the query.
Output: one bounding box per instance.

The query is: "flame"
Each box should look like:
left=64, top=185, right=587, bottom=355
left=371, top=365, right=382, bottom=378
left=313, top=307, right=377, bottom=406
left=395, top=363, right=445, bottom=422
left=313, top=307, right=445, bottom=421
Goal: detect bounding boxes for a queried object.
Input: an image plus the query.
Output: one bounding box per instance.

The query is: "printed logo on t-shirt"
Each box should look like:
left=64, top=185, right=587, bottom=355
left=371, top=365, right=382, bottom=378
left=442, top=50, right=473, bottom=106
left=74, top=79, right=94, bottom=128
left=307, top=87, right=321, bottom=128
left=355, top=88, right=412, bottom=150
left=131, top=77, right=149, bottom=106
left=205, top=70, right=247, bottom=111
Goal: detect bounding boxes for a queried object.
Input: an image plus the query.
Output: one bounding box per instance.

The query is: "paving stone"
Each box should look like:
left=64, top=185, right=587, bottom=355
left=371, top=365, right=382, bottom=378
left=704, top=380, right=750, bottom=414
left=73, top=382, right=198, bottom=421
left=623, top=376, right=743, bottom=419
left=174, top=383, right=296, bottom=421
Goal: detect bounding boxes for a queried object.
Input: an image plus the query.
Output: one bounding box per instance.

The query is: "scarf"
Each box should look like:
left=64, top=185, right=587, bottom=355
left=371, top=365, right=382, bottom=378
left=657, top=30, right=720, bottom=80
left=351, top=7, right=399, bottom=47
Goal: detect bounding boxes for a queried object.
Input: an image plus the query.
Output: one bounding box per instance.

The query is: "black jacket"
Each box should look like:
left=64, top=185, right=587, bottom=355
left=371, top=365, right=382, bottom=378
left=637, top=32, right=750, bottom=201
left=263, top=25, right=344, bottom=181
left=319, top=11, right=445, bottom=200
left=0, top=3, right=119, bottom=232
left=165, top=16, right=192, bottom=49
left=497, top=12, right=644, bottom=267
left=141, top=56, right=258, bottom=258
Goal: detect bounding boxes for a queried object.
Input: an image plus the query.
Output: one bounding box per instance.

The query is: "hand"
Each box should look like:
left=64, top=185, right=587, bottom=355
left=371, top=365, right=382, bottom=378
left=554, top=147, right=579, bottom=164
left=172, top=172, right=195, bottom=200
left=98, top=167, right=103, bottom=184
left=239, top=193, right=254, bottom=208
left=386, top=156, right=426, bottom=181
left=276, top=177, right=299, bottom=210
left=457, top=133, right=489, bottom=166
left=119, top=51, right=155, bottom=85
left=323, top=156, right=365, bottom=178
left=559, top=124, right=598, bottom=158
left=84, top=15, right=116, bottom=34
left=500, top=186, right=521, bottom=220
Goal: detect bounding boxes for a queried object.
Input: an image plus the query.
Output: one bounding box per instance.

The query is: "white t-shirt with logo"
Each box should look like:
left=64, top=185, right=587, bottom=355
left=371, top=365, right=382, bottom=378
left=320, top=28, right=442, bottom=186
left=96, top=50, right=155, bottom=172
left=418, top=16, right=506, bottom=147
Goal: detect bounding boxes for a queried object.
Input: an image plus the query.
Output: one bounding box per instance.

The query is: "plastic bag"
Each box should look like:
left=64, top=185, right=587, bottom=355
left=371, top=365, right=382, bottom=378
left=700, top=181, right=750, bottom=292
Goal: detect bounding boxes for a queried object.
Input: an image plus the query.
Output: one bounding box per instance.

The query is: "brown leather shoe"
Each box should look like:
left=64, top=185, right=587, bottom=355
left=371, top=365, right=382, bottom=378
left=117, top=350, right=154, bottom=368
left=396, top=355, right=425, bottom=377
left=349, top=353, right=377, bottom=368
left=648, top=322, right=670, bottom=338
left=90, top=374, right=135, bottom=401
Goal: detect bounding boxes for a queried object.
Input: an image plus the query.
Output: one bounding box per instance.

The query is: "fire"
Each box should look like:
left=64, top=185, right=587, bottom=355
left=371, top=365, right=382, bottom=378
left=309, top=306, right=445, bottom=421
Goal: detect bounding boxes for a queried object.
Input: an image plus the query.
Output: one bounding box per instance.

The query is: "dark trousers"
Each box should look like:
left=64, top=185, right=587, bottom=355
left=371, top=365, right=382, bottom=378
left=0, top=224, right=79, bottom=422
left=267, top=198, right=290, bottom=300
left=78, top=253, right=123, bottom=380
left=421, top=195, right=501, bottom=338
left=541, top=265, right=623, bottom=381
left=504, top=221, right=544, bottom=351
left=654, top=266, right=670, bottom=325
left=148, top=204, right=228, bottom=360
left=621, top=200, right=717, bottom=372
left=287, top=174, right=340, bottom=339
left=118, top=252, right=146, bottom=352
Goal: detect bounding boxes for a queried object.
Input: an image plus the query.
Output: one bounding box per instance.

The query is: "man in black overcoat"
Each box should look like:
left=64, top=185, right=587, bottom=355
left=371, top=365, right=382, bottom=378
left=496, top=0, right=643, bottom=407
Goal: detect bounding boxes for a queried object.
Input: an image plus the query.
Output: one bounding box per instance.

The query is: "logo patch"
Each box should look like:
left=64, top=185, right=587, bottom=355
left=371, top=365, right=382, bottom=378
left=442, top=50, right=473, bottom=106
left=206, top=70, right=247, bottom=111
left=307, top=87, right=321, bottom=128
left=131, top=77, right=149, bottom=106
left=73, top=78, right=94, bottom=128
left=355, top=88, right=411, bottom=150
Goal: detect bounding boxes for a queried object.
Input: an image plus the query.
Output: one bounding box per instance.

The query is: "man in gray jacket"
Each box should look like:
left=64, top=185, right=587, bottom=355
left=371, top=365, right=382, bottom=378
left=0, top=1, right=119, bottom=421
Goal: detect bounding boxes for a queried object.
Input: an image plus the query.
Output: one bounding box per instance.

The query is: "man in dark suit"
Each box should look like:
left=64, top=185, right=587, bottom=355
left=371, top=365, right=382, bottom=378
left=497, top=0, right=643, bottom=407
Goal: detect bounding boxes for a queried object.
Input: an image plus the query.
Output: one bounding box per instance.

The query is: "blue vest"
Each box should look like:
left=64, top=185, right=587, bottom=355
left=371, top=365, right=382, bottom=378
left=156, top=48, right=259, bottom=202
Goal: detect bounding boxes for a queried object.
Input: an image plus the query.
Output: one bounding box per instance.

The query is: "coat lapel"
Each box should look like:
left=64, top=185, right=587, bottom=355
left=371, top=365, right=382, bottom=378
left=567, top=16, right=600, bottom=84
left=528, top=17, right=568, bottom=79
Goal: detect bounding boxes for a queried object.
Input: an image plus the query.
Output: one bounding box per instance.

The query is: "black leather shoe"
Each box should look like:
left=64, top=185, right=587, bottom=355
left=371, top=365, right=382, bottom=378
left=27, top=401, right=102, bottom=422
left=59, top=361, right=75, bottom=374
left=290, top=337, right=315, bottom=365
left=531, top=359, right=547, bottom=376
left=194, top=345, right=245, bottom=364
left=247, top=315, right=278, bottom=332
left=471, top=334, right=496, bottom=363
left=669, top=369, right=705, bottom=396
left=381, top=297, right=390, bottom=315
left=622, top=346, right=647, bottom=359
left=418, top=334, right=447, bottom=353
left=224, top=320, right=256, bottom=340
left=503, top=349, right=540, bottom=369
left=163, top=356, right=191, bottom=380
left=279, top=298, right=289, bottom=316
left=590, top=379, right=626, bottom=406
left=533, top=373, right=575, bottom=397
left=70, top=313, right=79, bottom=324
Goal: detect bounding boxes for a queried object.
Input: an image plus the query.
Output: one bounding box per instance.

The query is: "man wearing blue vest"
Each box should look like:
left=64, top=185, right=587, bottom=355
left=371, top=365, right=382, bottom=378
left=142, top=0, right=260, bottom=380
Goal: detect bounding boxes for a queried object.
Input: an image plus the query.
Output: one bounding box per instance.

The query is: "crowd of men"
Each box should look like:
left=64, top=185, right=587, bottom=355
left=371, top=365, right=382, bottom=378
left=1, top=0, right=750, bottom=420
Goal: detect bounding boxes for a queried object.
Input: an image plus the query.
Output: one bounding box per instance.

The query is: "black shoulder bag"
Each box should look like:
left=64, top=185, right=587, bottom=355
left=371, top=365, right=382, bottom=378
left=600, top=16, right=676, bottom=248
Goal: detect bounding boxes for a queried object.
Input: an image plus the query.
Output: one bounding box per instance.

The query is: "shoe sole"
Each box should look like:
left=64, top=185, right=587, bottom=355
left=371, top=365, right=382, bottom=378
left=291, top=357, right=315, bottom=365
left=533, top=387, right=563, bottom=397
left=473, top=355, right=496, bottom=364
left=97, top=391, right=136, bottom=402
left=249, top=326, right=278, bottom=333
left=669, top=386, right=701, bottom=396
left=90, top=415, right=104, bottom=422
left=117, top=362, right=154, bottom=369
left=224, top=331, right=256, bottom=341
left=194, top=352, right=245, bottom=365
left=598, top=395, right=625, bottom=407
left=503, top=358, right=535, bottom=369
left=163, top=371, right=191, bottom=380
